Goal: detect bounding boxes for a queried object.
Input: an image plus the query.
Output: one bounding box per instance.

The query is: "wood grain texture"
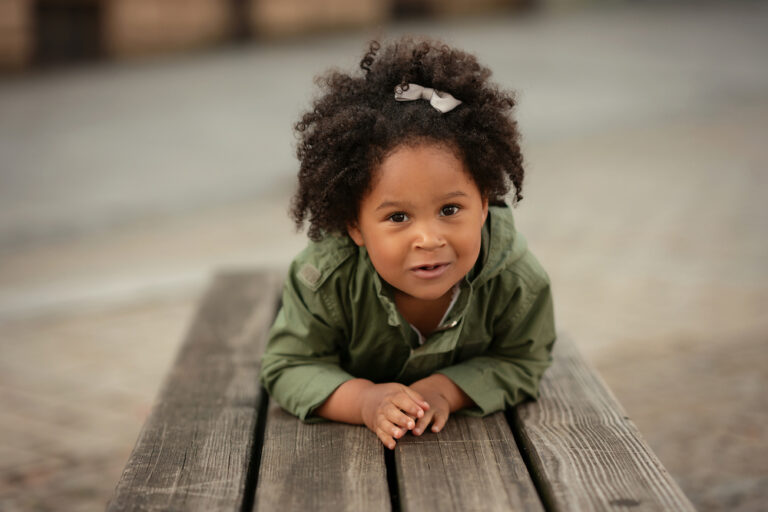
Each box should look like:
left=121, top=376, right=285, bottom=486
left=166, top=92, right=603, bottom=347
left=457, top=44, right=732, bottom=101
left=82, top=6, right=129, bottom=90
left=108, top=268, right=693, bottom=512
left=395, top=412, right=545, bottom=512
left=254, top=402, right=391, bottom=511
left=512, top=334, right=696, bottom=511
left=108, top=271, right=282, bottom=512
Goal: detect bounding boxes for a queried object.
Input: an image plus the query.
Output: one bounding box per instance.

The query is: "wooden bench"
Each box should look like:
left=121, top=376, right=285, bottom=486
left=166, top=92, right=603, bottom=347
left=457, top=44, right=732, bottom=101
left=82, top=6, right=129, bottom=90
left=108, top=270, right=695, bottom=511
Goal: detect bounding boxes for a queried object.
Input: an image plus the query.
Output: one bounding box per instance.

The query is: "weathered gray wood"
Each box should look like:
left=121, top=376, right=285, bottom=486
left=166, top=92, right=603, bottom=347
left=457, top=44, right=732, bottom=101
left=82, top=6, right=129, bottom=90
left=395, top=412, right=545, bottom=512
left=512, top=334, right=696, bottom=511
left=110, top=268, right=694, bottom=512
left=254, top=402, right=391, bottom=511
left=108, top=271, right=282, bottom=512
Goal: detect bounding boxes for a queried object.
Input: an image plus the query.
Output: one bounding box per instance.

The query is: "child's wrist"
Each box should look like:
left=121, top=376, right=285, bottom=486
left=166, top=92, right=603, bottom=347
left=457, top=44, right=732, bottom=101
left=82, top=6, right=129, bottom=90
left=412, top=374, right=473, bottom=412
left=315, top=378, right=375, bottom=425
left=348, top=378, right=375, bottom=423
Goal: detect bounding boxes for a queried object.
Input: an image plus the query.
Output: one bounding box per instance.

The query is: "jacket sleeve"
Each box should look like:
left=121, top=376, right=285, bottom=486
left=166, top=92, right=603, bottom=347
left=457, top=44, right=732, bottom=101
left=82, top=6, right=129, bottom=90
left=259, top=268, right=355, bottom=421
left=436, top=276, right=556, bottom=416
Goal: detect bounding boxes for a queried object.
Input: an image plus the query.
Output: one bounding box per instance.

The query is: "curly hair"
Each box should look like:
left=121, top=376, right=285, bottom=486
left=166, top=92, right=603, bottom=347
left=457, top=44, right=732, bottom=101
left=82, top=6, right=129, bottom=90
left=291, top=37, right=525, bottom=241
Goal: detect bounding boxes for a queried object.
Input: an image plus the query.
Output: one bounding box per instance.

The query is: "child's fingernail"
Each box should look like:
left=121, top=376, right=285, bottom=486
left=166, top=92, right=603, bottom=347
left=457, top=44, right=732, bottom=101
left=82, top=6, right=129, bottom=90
left=432, top=426, right=439, bottom=432
left=408, top=421, right=414, bottom=429
left=417, top=409, right=424, bottom=418
left=414, top=428, right=421, bottom=435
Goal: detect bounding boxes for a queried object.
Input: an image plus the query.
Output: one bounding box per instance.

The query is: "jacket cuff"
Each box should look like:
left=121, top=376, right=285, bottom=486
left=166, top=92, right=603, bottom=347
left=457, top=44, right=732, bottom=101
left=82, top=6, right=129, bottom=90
left=269, top=365, right=354, bottom=421
left=435, top=364, right=508, bottom=417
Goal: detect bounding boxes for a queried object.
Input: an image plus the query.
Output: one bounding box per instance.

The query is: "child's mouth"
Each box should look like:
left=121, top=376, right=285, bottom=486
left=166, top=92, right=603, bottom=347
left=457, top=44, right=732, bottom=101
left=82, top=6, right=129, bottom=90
left=411, top=263, right=449, bottom=278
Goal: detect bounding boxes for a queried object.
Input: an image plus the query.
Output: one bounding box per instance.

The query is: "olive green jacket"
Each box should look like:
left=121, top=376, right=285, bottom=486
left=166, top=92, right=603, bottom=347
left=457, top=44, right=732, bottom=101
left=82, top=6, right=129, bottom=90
left=260, top=204, right=556, bottom=421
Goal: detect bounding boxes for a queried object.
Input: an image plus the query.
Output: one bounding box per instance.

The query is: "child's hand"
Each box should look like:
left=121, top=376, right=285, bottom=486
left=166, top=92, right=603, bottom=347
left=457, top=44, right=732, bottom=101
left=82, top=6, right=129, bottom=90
left=408, top=381, right=451, bottom=435
left=360, top=383, right=430, bottom=450
left=409, top=374, right=475, bottom=436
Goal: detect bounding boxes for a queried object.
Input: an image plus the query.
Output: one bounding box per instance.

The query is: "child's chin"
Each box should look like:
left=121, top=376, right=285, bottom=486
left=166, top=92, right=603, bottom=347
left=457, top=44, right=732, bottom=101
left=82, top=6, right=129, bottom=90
left=408, top=286, right=453, bottom=302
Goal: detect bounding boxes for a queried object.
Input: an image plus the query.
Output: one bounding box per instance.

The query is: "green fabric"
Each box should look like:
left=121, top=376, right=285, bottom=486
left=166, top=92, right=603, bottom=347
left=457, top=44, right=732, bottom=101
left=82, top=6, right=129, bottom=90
left=260, top=204, right=556, bottom=421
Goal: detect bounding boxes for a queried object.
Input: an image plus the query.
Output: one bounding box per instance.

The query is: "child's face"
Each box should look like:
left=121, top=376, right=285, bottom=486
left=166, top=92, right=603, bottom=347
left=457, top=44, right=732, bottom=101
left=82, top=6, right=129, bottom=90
left=348, top=143, right=488, bottom=303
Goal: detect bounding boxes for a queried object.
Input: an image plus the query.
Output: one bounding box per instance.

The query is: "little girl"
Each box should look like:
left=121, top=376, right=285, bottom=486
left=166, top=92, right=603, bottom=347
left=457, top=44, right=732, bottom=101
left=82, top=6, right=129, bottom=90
left=260, top=37, right=556, bottom=450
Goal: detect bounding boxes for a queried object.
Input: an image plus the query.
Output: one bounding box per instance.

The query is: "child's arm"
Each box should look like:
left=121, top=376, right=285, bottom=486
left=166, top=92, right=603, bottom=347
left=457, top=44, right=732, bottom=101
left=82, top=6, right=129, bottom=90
left=315, top=378, right=430, bottom=450
left=435, top=280, right=556, bottom=417
left=408, top=374, right=474, bottom=435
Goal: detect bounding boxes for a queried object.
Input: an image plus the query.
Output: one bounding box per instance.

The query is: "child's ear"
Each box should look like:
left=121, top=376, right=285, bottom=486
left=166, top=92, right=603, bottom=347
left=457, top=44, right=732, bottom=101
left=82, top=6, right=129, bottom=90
left=347, top=223, right=365, bottom=247
left=481, top=198, right=489, bottom=223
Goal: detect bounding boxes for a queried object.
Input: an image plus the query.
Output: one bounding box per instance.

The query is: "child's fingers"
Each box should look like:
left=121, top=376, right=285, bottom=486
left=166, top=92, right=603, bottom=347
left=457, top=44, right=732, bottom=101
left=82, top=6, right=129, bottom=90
left=412, top=408, right=435, bottom=436
left=377, top=411, right=407, bottom=441
left=384, top=405, right=416, bottom=432
left=376, top=427, right=396, bottom=450
left=392, top=392, right=426, bottom=419
left=431, top=410, right=449, bottom=433
left=403, top=387, right=430, bottom=411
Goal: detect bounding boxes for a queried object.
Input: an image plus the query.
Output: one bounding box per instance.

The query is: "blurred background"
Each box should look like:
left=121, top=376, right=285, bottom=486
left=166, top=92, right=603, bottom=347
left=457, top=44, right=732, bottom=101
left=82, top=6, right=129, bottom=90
left=1, top=0, right=766, bottom=510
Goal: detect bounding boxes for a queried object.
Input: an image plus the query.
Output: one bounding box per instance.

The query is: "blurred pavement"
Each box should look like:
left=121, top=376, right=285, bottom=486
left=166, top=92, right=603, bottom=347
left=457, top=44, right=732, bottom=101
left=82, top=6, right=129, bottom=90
left=1, top=2, right=767, bottom=510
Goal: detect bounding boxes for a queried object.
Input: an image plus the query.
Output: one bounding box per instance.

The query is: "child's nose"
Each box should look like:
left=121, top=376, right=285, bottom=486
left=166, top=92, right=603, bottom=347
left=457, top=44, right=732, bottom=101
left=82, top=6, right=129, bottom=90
left=414, top=222, right=445, bottom=250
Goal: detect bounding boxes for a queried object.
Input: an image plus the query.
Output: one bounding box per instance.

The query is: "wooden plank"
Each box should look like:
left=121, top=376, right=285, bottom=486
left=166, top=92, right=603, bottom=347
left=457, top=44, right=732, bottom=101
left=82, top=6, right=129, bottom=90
left=254, top=402, right=390, bottom=511
left=511, top=334, right=696, bottom=511
left=254, top=402, right=391, bottom=511
left=108, top=270, right=282, bottom=512
left=395, top=412, right=545, bottom=512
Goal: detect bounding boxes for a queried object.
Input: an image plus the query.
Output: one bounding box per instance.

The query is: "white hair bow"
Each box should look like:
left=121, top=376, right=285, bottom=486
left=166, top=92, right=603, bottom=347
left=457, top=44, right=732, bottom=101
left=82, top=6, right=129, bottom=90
left=394, top=83, right=462, bottom=113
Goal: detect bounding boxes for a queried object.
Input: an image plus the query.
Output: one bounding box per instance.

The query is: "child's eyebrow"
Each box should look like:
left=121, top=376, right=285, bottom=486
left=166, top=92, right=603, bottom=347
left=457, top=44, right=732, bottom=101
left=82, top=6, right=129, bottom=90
left=375, top=200, right=412, bottom=212
left=440, top=191, right=469, bottom=200
left=374, top=191, right=468, bottom=211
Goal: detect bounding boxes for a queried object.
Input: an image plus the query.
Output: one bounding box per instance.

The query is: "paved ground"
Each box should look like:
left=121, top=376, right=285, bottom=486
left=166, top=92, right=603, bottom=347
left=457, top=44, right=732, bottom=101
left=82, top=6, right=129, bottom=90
left=1, top=2, right=767, bottom=510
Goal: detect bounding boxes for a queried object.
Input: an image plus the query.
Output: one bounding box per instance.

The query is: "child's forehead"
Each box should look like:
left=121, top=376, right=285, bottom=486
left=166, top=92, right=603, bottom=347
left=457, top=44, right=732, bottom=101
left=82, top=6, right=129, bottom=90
left=374, top=141, right=472, bottom=178
left=363, top=143, right=482, bottom=203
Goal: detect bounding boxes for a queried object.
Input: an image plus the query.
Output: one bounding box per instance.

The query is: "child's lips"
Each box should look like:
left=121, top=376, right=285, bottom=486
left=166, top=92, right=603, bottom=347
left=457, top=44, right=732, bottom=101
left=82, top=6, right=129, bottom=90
left=410, top=262, right=450, bottom=279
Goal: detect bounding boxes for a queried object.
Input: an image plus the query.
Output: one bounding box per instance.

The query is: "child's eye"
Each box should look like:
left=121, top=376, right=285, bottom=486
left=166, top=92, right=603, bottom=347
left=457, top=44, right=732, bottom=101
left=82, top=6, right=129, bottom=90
left=388, top=212, right=409, bottom=223
left=440, top=204, right=460, bottom=217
